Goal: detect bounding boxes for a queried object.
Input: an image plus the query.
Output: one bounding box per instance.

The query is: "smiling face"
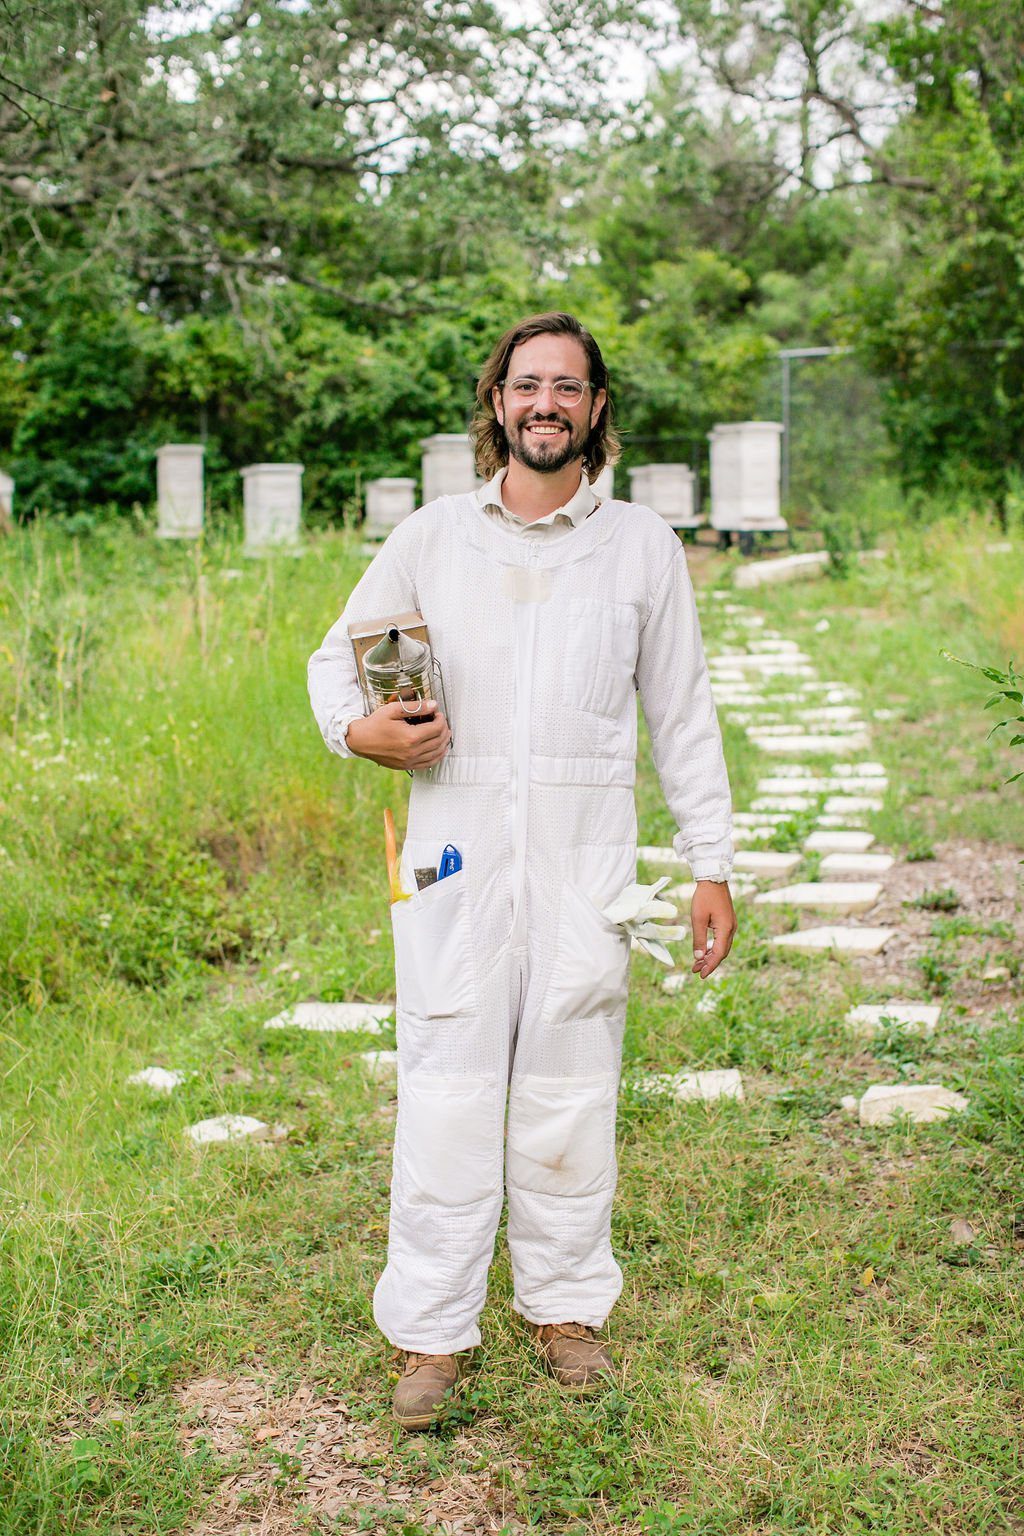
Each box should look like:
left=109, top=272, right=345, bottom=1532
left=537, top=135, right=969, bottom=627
left=492, top=333, right=607, bottom=476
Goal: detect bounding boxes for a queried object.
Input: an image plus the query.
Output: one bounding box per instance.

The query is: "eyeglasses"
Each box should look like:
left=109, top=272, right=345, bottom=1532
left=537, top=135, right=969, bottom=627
left=502, top=376, right=593, bottom=407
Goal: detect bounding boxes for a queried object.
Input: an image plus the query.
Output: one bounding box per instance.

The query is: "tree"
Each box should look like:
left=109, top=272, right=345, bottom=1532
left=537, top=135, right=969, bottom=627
left=0, top=0, right=633, bottom=318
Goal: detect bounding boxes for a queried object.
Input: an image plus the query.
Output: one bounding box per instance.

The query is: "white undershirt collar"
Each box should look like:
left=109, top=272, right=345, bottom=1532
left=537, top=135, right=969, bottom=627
left=476, top=466, right=597, bottom=530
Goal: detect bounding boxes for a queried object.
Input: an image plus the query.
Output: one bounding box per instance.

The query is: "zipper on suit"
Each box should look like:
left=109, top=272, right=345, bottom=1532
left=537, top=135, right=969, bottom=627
left=509, top=546, right=540, bottom=944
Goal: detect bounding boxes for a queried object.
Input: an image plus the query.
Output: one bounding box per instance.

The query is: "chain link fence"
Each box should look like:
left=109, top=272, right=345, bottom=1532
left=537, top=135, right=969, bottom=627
left=616, top=348, right=894, bottom=532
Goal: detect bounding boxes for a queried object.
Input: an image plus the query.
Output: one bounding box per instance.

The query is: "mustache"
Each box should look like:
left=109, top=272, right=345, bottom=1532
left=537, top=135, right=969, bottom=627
left=521, top=415, right=572, bottom=429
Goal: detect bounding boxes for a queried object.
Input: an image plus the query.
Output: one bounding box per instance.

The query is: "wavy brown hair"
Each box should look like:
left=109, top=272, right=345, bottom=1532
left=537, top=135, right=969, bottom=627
left=470, top=312, right=621, bottom=483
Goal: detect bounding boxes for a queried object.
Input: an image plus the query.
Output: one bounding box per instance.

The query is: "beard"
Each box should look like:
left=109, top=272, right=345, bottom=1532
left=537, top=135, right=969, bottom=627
left=505, top=412, right=589, bottom=474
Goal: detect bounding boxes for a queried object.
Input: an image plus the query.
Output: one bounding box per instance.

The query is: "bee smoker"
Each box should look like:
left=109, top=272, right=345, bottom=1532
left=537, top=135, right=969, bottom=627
left=362, top=622, right=451, bottom=777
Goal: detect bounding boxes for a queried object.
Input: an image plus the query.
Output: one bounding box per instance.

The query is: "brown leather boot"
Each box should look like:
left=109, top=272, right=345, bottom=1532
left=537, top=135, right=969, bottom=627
left=391, top=1351, right=459, bottom=1430
left=532, top=1322, right=614, bottom=1391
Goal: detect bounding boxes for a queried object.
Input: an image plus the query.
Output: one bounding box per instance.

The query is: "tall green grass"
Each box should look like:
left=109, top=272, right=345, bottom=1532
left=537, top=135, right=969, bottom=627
left=1, top=518, right=1021, bottom=1535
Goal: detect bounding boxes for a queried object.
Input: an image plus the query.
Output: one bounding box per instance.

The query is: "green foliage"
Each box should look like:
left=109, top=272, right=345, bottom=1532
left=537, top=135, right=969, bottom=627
left=3, top=1, right=1019, bottom=522
left=942, top=653, right=1024, bottom=783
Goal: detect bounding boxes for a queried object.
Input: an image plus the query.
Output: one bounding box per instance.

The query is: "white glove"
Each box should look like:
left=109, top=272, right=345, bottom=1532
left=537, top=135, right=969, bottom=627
left=602, top=876, right=687, bottom=967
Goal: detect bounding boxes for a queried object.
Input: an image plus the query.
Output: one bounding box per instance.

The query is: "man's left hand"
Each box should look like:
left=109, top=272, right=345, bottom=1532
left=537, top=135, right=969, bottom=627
left=690, top=881, right=737, bottom=979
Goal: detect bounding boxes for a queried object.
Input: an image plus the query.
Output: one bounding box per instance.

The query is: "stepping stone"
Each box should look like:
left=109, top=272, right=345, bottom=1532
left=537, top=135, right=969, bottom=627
left=846, top=1002, right=941, bottom=1034
left=757, top=778, right=829, bottom=795
left=796, top=706, right=862, bottom=722
left=729, top=873, right=760, bottom=895
left=127, top=1067, right=186, bottom=1094
left=757, top=777, right=888, bottom=796
left=766, top=765, right=816, bottom=779
left=360, top=1049, right=399, bottom=1077
left=824, top=777, right=889, bottom=793
left=820, top=852, right=894, bottom=875
left=734, top=810, right=793, bottom=825
left=733, top=850, right=802, bottom=875
left=824, top=795, right=884, bottom=814
left=750, top=795, right=816, bottom=813
left=734, top=550, right=829, bottom=588
left=637, top=845, right=683, bottom=867
left=806, top=832, right=878, bottom=853
left=816, top=813, right=868, bottom=829
left=757, top=734, right=871, bottom=755
left=635, top=1069, right=744, bottom=1103
left=751, top=722, right=868, bottom=738
left=858, top=1083, right=968, bottom=1127
left=746, top=639, right=802, bottom=654
left=662, top=971, right=688, bottom=993
left=264, top=1002, right=392, bottom=1033
left=755, top=881, right=881, bottom=913
left=772, top=925, right=895, bottom=956
left=187, top=1114, right=286, bottom=1146
left=695, top=991, right=719, bottom=1015
left=733, top=826, right=790, bottom=845
left=832, top=762, right=886, bottom=777
left=713, top=652, right=813, bottom=669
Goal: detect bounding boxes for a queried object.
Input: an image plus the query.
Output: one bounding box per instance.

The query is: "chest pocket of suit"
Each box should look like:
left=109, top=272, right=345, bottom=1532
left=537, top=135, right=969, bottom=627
left=559, top=597, right=639, bottom=720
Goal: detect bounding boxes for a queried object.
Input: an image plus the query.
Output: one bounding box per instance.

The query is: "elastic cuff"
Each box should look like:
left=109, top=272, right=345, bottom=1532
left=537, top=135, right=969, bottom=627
left=326, top=710, right=360, bottom=759
left=688, top=860, right=733, bottom=883
left=381, top=1326, right=481, bottom=1354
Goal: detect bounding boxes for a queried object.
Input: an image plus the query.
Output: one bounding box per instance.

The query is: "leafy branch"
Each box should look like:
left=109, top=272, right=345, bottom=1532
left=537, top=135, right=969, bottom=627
left=942, top=652, right=1024, bottom=784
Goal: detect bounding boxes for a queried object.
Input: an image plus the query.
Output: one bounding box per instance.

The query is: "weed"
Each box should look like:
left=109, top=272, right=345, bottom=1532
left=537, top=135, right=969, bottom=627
left=872, top=1018, right=924, bottom=1073
left=930, top=914, right=1013, bottom=941
left=268, top=1439, right=305, bottom=1488
left=911, top=887, right=960, bottom=912
left=918, top=949, right=956, bottom=994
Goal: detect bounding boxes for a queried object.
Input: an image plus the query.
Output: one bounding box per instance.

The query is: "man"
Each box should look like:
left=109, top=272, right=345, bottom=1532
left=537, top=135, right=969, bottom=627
left=308, top=312, right=735, bottom=1430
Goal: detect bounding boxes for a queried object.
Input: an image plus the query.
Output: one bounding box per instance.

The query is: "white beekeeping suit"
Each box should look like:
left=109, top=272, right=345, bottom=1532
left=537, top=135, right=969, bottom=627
left=308, top=491, right=733, bottom=1352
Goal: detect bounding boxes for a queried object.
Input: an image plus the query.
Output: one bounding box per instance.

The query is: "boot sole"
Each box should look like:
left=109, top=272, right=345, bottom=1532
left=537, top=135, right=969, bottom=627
left=393, top=1408, right=449, bottom=1429
left=392, top=1391, right=458, bottom=1430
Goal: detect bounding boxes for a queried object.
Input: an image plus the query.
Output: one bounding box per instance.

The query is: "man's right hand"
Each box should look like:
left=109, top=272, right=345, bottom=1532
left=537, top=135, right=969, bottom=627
left=346, top=699, right=451, bottom=771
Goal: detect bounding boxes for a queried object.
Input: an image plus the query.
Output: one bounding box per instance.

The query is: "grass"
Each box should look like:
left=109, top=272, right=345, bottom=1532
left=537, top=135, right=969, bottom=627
left=1, top=515, right=1022, bottom=1535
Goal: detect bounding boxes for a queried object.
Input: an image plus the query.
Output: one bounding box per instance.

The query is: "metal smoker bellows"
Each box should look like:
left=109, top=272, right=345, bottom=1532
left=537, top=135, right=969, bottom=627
left=362, top=623, right=451, bottom=779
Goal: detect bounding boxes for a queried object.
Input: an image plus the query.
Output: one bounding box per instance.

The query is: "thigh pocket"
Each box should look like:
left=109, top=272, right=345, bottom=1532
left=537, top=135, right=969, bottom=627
left=391, top=871, right=476, bottom=1020
left=542, top=879, right=630, bottom=1026
left=507, top=1073, right=616, bottom=1198
left=558, top=598, right=638, bottom=719
left=398, top=1072, right=499, bottom=1207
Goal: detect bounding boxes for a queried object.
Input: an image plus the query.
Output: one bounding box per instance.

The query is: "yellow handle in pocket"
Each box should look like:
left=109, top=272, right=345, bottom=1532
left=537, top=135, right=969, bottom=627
left=384, top=808, right=410, bottom=904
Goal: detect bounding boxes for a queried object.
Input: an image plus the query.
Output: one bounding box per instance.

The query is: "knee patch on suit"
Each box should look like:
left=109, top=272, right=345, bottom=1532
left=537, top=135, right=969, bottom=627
left=507, top=1073, right=617, bottom=1198
left=397, top=1073, right=500, bottom=1206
